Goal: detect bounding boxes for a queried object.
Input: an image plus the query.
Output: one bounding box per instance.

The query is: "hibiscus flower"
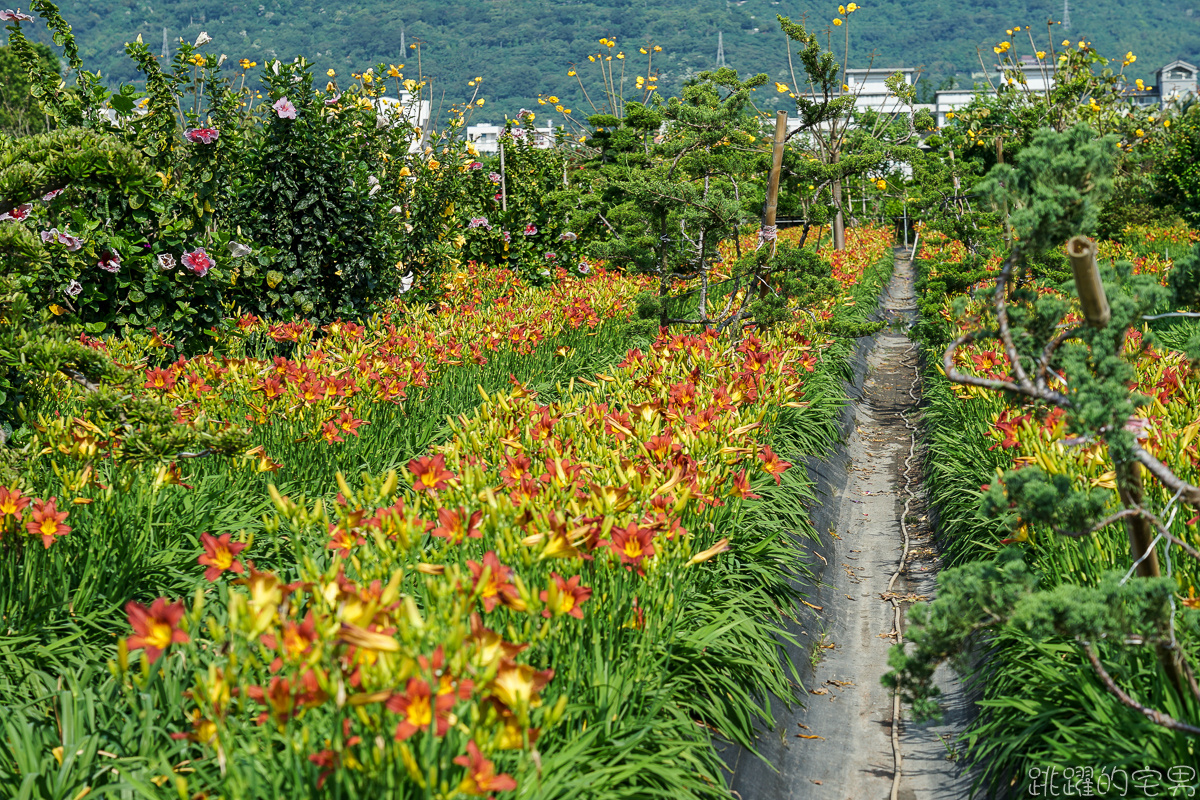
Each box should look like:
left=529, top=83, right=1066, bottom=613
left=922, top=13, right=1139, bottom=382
left=97, top=250, right=122, bottom=273
left=273, top=97, right=297, bottom=119
left=182, top=248, right=214, bottom=276
left=184, top=127, right=219, bottom=144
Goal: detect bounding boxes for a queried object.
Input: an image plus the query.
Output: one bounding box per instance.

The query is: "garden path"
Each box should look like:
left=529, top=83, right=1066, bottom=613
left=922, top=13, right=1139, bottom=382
left=730, top=249, right=974, bottom=799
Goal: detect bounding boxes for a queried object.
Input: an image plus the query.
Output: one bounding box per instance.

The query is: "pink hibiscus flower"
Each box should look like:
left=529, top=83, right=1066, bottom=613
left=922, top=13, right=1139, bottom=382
left=185, top=127, right=219, bottom=144
left=182, top=248, right=214, bottom=276
left=272, top=97, right=297, bottom=119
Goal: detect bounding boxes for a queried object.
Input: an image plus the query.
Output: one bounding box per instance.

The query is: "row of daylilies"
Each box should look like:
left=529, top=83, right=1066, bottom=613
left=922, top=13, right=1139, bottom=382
left=112, top=229, right=894, bottom=794
left=35, top=263, right=654, bottom=463
left=925, top=226, right=1200, bottom=583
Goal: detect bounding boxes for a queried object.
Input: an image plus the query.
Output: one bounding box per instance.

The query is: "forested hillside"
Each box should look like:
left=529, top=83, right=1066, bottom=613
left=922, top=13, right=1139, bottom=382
left=37, top=0, right=1200, bottom=115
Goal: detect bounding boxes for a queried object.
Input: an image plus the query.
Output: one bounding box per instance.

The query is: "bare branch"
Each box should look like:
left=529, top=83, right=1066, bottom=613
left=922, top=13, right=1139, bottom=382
left=1134, top=446, right=1200, bottom=507
left=1141, top=505, right=1200, bottom=563
left=1082, top=643, right=1200, bottom=736
left=992, top=254, right=1035, bottom=392
left=1143, top=312, right=1200, bottom=321
left=1051, top=508, right=1142, bottom=539
left=61, top=367, right=101, bottom=393
left=943, top=331, right=1071, bottom=406
left=1035, top=326, right=1079, bottom=391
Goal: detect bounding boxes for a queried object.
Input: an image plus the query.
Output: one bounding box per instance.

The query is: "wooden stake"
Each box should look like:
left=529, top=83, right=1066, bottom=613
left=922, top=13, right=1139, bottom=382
left=1066, top=235, right=1110, bottom=328
left=499, top=140, right=508, bottom=213
left=762, top=110, right=788, bottom=254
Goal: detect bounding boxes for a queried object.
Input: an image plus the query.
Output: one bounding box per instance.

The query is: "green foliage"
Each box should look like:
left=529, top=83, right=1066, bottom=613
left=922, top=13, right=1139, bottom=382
left=15, top=0, right=1197, bottom=117
left=976, top=123, right=1118, bottom=254
left=0, top=128, right=248, bottom=474
left=0, top=42, right=56, bottom=137
left=1169, top=243, right=1200, bottom=311
left=1152, top=106, right=1200, bottom=227
left=740, top=241, right=836, bottom=330
left=900, top=121, right=1200, bottom=789
left=913, top=254, right=989, bottom=344
left=579, top=68, right=767, bottom=284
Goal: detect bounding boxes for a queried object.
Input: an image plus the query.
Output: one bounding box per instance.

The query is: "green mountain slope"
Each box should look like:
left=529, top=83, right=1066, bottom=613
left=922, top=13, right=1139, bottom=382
left=38, top=0, right=1200, bottom=117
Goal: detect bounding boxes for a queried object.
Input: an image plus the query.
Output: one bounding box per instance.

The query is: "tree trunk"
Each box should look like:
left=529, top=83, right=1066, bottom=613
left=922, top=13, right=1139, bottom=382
left=832, top=177, right=846, bottom=251
left=1114, top=460, right=1187, bottom=700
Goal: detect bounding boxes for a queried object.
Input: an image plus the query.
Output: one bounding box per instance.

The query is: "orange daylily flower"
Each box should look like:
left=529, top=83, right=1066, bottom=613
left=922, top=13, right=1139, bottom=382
left=607, top=522, right=655, bottom=572
left=728, top=469, right=761, bottom=500
left=0, top=486, right=31, bottom=519
left=467, top=551, right=525, bottom=612
left=539, top=572, right=592, bottom=619
left=198, top=532, right=248, bottom=581
left=388, top=677, right=454, bottom=740
left=454, top=740, right=517, bottom=795
left=758, top=446, right=792, bottom=484
left=144, top=367, right=177, bottom=391
left=26, top=497, right=70, bottom=548
left=432, top=506, right=483, bottom=543
left=489, top=658, right=553, bottom=711
left=408, top=453, right=456, bottom=492
left=126, top=597, right=189, bottom=663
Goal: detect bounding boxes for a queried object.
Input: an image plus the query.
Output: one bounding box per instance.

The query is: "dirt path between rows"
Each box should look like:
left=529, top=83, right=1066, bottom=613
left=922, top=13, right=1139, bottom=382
left=726, top=248, right=973, bottom=799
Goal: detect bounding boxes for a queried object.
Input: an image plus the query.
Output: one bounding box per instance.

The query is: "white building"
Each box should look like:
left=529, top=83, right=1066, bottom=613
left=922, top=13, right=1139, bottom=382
left=372, top=93, right=433, bottom=152
left=844, top=66, right=919, bottom=115
left=466, top=118, right=563, bottom=154
left=1155, top=60, right=1200, bottom=105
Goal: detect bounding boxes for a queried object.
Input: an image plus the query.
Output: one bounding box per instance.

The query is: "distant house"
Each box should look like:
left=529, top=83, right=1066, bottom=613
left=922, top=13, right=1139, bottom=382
left=1155, top=60, right=1199, bottom=104
left=467, top=118, right=561, bottom=154
left=929, top=56, right=1198, bottom=124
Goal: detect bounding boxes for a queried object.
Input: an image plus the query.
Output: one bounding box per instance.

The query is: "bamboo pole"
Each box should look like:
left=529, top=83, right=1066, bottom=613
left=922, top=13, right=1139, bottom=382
left=499, top=139, right=508, bottom=213
left=762, top=110, right=788, bottom=255
left=1066, top=235, right=1110, bottom=328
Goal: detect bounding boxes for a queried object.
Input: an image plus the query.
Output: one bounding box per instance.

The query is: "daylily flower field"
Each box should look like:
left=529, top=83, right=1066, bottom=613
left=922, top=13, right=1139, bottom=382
left=7, top=0, right=1200, bottom=793
left=0, top=213, right=895, bottom=796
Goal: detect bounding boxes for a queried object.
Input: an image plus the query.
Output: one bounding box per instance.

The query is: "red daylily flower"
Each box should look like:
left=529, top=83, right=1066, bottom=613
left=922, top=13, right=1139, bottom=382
left=467, top=551, right=524, bottom=612
left=256, top=376, right=285, bottom=400
left=0, top=485, right=31, bottom=519
left=539, top=572, right=592, bottom=619
left=644, top=434, right=678, bottom=461
left=308, top=719, right=361, bottom=789
left=454, top=740, right=518, bottom=796
left=607, top=522, right=655, bottom=572
left=758, top=446, right=792, bottom=484
left=126, top=597, right=189, bottom=663
left=335, top=409, right=366, bottom=436
left=198, top=532, right=248, bottom=581
left=26, top=497, right=70, bottom=548
left=432, top=507, right=483, bottom=543
left=388, top=677, right=454, bottom=740
left=144, top=367, right=177, bottom=391
left=729, top=469, right=761, bottom=501
left=989, top=409, right=1031, bottom=450
left=321, top=421, right=345, bottom=444
left=500, top=454, right=532, bottom=487
left=246, top=675, right=299, bottom=727
left=409, top=453, right=456, bottom=492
